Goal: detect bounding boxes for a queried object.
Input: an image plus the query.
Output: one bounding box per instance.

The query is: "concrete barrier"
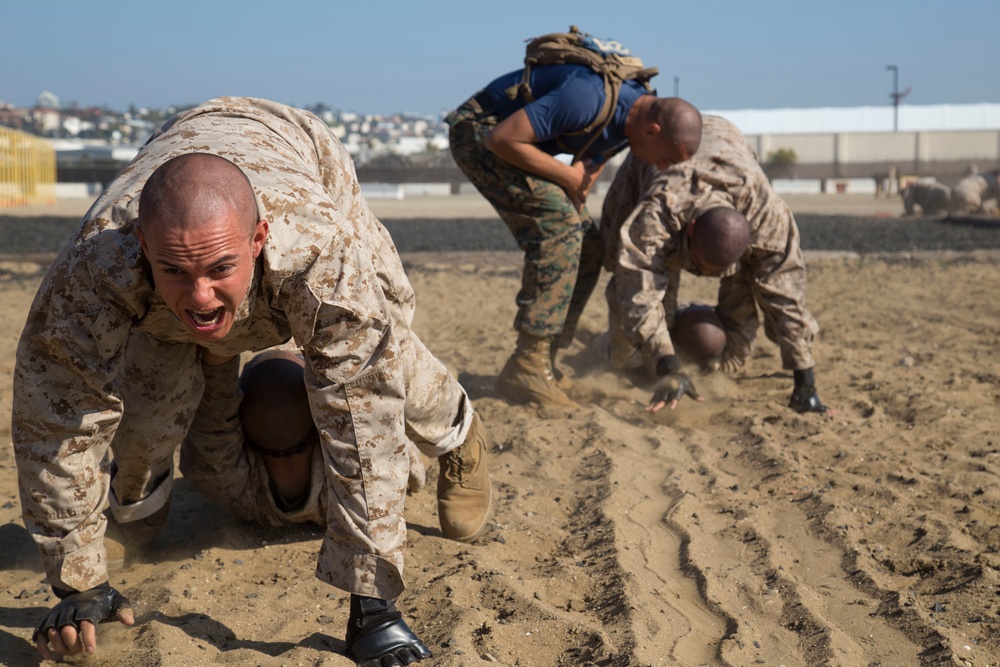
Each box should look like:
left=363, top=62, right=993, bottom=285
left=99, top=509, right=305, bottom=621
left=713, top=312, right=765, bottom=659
left=400, top=183, right=451, bottom=197
left=360, top=183, right=404, bottom=199
left=772, top=179, right=823, bottom=194
left=824, top=178, right=878, bottom=194
left=55, top=182, right=103, bottom=198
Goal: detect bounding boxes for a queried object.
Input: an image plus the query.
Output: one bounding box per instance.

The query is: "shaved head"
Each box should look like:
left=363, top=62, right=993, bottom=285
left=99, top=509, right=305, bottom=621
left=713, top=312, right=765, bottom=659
left=135, top=152, right=269, bottom=343
left=626, top=96, right=702, bottom=168
left=138, top=153, right=258, bottom=235
left=647, top=98, right=703, bottom=160
left=690, top=207, right=751, bottom=269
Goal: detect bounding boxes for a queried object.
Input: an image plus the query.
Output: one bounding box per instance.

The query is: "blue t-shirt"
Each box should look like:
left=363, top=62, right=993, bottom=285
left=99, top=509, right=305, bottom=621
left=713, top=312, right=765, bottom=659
left=481, top=64, right=652, bottom=161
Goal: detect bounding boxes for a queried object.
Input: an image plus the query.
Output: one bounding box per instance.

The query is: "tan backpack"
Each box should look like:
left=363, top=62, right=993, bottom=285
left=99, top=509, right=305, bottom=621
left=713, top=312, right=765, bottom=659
left=504, top=25, right=659, bottom=161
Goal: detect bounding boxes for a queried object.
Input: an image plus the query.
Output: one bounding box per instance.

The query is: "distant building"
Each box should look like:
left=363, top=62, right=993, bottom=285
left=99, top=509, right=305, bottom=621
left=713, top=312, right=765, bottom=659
left=0, top=105, right=28, bottom=131
left=36, top=91, right=60, bottom=109
left=395, top=136, right=439, bottom=156
left=7, top=97, right=999, bottom=196
left=706, top=102, right=1000, bottom=134
left=52, top=140, right=140, bottom=189
left=32, top=108, right=61, bottom=135
left=698, top=103, right=1000, bottom=194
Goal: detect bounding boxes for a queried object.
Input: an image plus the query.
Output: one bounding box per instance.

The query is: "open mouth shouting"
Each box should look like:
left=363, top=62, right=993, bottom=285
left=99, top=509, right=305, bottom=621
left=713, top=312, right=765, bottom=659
left=136, top=206, right=268, bottom=344
left=187, top=306, right=226, bottom=333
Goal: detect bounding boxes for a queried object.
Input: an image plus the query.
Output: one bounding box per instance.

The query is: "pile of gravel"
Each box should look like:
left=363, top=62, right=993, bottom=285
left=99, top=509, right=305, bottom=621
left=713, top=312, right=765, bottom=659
left=2, top=214, right=999, bottom=256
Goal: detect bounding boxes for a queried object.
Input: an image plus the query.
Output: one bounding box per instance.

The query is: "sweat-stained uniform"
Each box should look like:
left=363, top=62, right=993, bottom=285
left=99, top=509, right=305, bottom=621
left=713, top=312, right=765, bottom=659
left=12, top=97, right=472, bottom=602
left=600, top=115, right=819, bottom=373
left=446, top=65, right=652, bottom=344
left=947, top=172, right=1000, bottom=216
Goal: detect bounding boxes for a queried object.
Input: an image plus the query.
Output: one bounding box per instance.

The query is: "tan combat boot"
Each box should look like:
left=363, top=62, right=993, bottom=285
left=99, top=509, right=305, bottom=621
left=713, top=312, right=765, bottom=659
left=549, top=342, right=574, bottom=391
left=496, top=332, right=579, bottom=407
left=104, top=501, right=171, bottom=573
left=438, top=411, right=492, bottom=542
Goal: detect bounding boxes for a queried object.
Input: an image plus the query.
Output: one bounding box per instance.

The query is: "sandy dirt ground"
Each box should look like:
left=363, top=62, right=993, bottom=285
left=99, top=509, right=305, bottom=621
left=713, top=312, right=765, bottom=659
left=1, top=192, right=998, bottom=666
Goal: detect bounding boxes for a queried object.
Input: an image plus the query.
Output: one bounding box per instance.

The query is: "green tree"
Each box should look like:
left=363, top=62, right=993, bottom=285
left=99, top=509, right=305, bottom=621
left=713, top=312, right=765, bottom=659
left=765, top=148, right=798, bottom=179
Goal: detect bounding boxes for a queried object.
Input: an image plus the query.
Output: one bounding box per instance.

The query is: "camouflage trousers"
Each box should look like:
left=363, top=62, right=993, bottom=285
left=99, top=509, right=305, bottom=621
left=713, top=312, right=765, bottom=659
left=106, top=326, right=470, bottom=600
left=446, top=93, right=604, bottom=345
left=948, top=175, right=998, bottom=216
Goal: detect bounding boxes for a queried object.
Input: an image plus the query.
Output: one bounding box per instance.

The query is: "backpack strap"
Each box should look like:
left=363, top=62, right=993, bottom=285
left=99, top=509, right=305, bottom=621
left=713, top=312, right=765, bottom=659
left=561, top=80, right=620, bottom=163
left=505, top=26, right=588, bottom=104
left=506, top=66, right=536, bottom=104
left=509, top=62, right=625, bottom=163
left=503, top=26, right=660, bottom=163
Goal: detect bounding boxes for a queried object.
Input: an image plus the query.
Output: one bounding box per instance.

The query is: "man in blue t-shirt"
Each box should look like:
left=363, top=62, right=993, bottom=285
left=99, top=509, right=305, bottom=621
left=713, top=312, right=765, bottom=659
left=447, top=63, right=702, bottom=408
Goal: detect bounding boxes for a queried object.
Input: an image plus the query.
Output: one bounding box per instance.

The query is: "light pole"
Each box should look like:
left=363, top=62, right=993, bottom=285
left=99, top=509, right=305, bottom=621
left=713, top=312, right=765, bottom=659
left=887, top=65, right=899, bottom=132
left=674, top=76, right=679, bottom=98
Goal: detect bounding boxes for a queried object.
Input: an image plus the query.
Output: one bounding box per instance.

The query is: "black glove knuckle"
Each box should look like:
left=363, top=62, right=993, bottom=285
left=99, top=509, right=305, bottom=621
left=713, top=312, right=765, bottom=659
left=36, top=585, right=122, bottom=639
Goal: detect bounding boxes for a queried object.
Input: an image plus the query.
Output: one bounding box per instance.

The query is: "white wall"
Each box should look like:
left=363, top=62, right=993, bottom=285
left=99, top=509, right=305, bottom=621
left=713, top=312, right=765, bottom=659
left=747, top=129, right=1000, bottom=169
left=707, top=103, right=1000, bottom=135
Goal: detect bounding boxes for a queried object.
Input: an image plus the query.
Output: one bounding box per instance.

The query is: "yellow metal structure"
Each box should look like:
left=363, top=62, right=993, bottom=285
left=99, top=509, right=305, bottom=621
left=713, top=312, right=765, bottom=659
left=0, top=127, right=56, bottom=208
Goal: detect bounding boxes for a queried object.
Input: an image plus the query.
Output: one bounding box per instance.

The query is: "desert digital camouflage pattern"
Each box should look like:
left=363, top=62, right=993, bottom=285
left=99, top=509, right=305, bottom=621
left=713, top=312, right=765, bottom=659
left=13, top=97, right=469, bottom=600
left=179, top=355, right=330, bottom=526
left=948, top=171, right=1000, bottom=215
left=901, top=180, right=951, bottom=215
left=180, top=353, right=432, bottom=528
left=601, top=115, right=818, bottom=372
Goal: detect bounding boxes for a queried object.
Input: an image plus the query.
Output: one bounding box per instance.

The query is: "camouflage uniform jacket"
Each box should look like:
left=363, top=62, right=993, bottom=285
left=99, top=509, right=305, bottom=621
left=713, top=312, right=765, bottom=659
left=13, top=97, right=416, bottom=595
left=948, top=172, right=1000, bottom=215
left=902, top=180, right=951, bottom=215
left=601, top=115, right=818, bottom=371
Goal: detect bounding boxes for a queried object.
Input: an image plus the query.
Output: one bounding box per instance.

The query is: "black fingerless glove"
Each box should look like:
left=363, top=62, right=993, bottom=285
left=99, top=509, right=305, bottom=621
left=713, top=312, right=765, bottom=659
left=650, top=355, right=701, bottom=408
left=34, top=582, right=132, bottom=642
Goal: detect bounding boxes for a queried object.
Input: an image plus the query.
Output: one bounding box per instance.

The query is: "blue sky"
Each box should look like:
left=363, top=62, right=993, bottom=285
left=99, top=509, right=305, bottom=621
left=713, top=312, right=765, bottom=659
left=2, top=0, right=997, bottom=116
